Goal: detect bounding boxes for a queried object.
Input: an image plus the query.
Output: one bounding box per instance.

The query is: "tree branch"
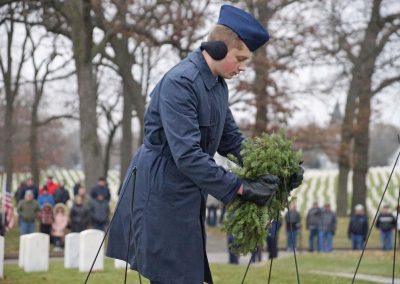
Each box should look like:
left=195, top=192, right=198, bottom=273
left=38, top=114, right=78, bottom=127
left=372, top=75, right=400, bottom=96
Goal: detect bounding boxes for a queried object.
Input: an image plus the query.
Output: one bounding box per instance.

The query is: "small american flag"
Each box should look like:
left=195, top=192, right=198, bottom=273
left=2, top=177, right=14, bottom=232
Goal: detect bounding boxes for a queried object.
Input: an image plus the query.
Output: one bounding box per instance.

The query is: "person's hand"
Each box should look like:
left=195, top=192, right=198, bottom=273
left=240, top=174, right=280, bottom=206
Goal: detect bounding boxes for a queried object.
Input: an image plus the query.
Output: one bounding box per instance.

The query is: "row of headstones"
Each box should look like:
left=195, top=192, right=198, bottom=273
left=18, top=229, right=128, bottom=273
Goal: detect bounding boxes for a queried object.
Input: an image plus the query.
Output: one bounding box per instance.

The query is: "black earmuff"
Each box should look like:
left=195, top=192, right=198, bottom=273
left=200, top=41, right=228, bottom=60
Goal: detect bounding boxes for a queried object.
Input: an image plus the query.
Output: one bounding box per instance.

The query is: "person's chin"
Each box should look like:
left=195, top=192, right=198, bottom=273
left=223, top=74, right=234, bottom=79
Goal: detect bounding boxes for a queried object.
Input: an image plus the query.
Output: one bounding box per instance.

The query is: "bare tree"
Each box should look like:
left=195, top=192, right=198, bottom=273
left=310, top=0, right=400, bottom=214
left=0, top=2, right=29, bottom=191
left=25, top=0, right=115, bottom=189
left=229, top=0, right=309, bottom=135
left=26, top=30, right=76, bottom=185
left=93, top=0, right=211, bottom=179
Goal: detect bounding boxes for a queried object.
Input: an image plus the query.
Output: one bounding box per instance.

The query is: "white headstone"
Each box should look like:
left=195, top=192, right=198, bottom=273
left=79, top=229, right=104, bottom=272
left=114, top=259, right=128, bottom=269
left=18, top=235, right=29, bottom=268
left=23, top=233, right=49, bottom=272
left=64, top=233, right=80, bottom=268
left=0, top=236, right=4, bottom=278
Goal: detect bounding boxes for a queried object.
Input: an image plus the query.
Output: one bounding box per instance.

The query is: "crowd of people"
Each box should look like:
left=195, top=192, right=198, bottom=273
left=8, top=175, right=400, bottom=256
left=205, top=199, right=400, bottom=263
left=14, top=176, right=111, bottom=251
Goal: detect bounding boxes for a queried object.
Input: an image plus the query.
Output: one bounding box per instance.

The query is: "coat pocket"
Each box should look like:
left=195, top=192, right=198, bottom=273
left=162, top=158, right=197, bottom=208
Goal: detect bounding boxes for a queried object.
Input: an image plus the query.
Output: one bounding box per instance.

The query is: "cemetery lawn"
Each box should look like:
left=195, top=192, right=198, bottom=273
left=3, top=252, right=396, bottom=284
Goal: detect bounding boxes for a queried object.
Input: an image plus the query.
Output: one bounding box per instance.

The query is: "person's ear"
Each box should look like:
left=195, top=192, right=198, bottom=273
left=200, top=41, right=228, bottom=60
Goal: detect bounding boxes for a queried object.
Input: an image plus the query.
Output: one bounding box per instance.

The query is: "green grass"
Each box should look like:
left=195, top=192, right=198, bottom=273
left=2, top=252, right=396, bottom=284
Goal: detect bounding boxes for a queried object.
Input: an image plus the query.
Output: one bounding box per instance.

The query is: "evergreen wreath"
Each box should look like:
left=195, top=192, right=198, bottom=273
left=223, top=131, right=302, bottom=255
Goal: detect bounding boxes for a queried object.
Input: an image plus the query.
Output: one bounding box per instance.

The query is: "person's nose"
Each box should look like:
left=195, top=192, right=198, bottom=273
left=238, top=63, right=246, bottom=72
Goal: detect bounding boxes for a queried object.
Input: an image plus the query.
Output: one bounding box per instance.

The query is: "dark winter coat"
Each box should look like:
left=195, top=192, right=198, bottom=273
left=19, top=185, right=39, bottom=201
left=306, top=207, right=321, bottom=230
left=90, top=199, right=109, bottom=223
left=53, top=187, right=70, bottom=204
left=285, top=210, right=301, bottom=231
left=319, top=210, right=337, bottom=233
left=107, top=48, right=243, bottom=284
left=90, top=185, right=111, bottom=202
left=70, top=203, right=90, bottom=232
left=376, top=213, right=396, bottom=232
left=348, top=214, right=368, bottom=238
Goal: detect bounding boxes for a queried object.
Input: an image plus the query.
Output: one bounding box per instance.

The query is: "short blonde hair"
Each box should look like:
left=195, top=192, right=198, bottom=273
left=207, top=24, right=245, bottom=50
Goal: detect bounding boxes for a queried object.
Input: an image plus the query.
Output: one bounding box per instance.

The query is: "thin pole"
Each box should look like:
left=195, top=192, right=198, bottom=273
left=84, top=168, right=135, bottom=284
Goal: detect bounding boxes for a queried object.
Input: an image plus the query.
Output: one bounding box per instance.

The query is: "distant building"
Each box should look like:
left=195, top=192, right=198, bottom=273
left=330, top=101, right=342, bottom=126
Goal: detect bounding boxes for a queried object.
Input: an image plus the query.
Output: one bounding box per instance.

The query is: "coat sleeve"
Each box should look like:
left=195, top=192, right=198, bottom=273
left=217, top=108, right=245, bottom=164
left=159, top=77, right=241, bottom=204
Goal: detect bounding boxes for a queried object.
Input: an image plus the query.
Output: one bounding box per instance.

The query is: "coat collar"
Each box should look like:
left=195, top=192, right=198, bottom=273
left=189, top=48, right=219, bottom=90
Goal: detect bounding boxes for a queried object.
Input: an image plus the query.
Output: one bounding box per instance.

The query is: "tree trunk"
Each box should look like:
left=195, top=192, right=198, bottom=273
left=119, top=83, right=133, bottom=181
left=103, top=125, right=118, bottom=178
left=110, top=37, right=144, bottom=181
left=249, top=2, right=271, bottom=137
left=30, top=100, right=40, bottom=186
left=349, top=0, right=381, bottom=211
left=3, top=104, right=14, bottom=191
left=252, top=48, right=269, bottom=136
left=67, top=0, right=103, bottom=189
left=352, top=94, right=371, bottom=210
left=336, top=91, right=357, bottom=216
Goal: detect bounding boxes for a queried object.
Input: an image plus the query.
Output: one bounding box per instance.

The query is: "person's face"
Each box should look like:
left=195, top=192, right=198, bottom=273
left=75, top=196, right=82, bottom=205
left=26, top=179, right=33, bottom=186
left=78, top=187, right=86, bottom=196
left=355, top=208, right=364, bottom=215
left=216, top=45, right=252, bottom=79
left=98, top=180, right=106, bottom=187
left=383, top=207, right=389, bottom=214
left=25, top=194, right=33, bottom=201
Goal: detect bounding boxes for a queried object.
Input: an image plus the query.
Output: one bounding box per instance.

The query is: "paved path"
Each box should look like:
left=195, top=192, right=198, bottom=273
left=311, top=270, right=400, bottom=284
left=207, top=251, right=292, bottom=264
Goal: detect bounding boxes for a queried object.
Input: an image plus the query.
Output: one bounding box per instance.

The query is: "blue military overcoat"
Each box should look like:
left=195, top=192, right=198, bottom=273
left=107, top=48, right=244, bottom=284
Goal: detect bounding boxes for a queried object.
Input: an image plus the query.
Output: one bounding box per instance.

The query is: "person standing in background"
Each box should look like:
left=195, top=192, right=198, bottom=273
left=90, top=177, right=111, bottom=202
left=318, top=203, right=336, bottom=253
left=376, top=205, right=396, bottom=251
left=90, top=193, right=110, bottom=231
left=19, top=178, right=39, bottom=200
left=40, top=176, right=59, bottom=196
left=306, top=202, right=321, bottom=252
left=52, top=203, right=68, bottom=251
left=70, top=195, right=90, bottom=232
left=266, top=219, right=281, bottom=259
left=285, top=202, right=301, bottom=251
left=38, top=186, right=55, bottom=208
left=53, top=181, right=70, bottom=205
left=348, top=204, right=368, bottom=250
left=17, top=190, right=40, bottom=235
left=38, top=203, right=53, bottom=236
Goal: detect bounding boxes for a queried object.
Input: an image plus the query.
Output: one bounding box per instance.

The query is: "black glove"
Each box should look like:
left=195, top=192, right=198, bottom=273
left=240, top=174, right=280, bottom=206
left=288, top=166, right=304, bottom=190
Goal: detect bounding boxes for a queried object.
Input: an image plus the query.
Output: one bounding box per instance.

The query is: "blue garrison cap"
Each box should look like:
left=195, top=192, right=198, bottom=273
left=217, top=5, right=269, bottom=52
